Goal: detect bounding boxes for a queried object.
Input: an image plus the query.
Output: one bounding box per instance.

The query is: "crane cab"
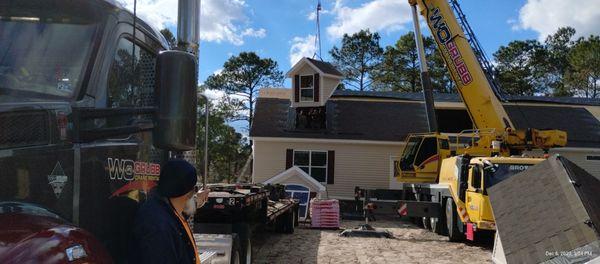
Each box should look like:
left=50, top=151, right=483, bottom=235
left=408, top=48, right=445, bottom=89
left=396, top=133, right=452, bottom=183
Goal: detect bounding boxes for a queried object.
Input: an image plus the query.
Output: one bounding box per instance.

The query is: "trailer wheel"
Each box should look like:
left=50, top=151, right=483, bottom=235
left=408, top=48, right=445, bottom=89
left=445, top=197, right=465, bottom=242
left=293, top=204, right=300, bottom=227
left=242, top=239, right=252, bottom=264
left=234, top=224, right=252, bottom=264
left=231, top=235, right=241, bottom=264
left=275, top=216, right=285, bottom=233
left=285, top=210, right=296, bottom=234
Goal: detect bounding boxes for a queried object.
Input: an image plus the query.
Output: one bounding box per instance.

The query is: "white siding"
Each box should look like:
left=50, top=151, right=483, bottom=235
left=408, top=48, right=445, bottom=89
left=550, top=149, right=600, bottom=180
left=253, top=139, right=404, bottom=199
left=322, top=76, right=340, bottom=101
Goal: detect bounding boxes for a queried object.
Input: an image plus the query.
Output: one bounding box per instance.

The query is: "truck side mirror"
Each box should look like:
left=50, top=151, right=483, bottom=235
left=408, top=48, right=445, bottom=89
left=154, top=50, right=197, bottom=151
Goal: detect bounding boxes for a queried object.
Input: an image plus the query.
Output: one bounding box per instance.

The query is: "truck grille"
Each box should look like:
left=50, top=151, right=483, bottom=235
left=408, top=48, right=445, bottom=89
left=0, top=111, right=50, bottom=149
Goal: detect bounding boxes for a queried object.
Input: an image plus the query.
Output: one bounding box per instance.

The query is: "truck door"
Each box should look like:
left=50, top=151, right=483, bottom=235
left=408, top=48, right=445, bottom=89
left=76, top=28, right=166, bottom=261
left=465, top=164, right=484, bottom=223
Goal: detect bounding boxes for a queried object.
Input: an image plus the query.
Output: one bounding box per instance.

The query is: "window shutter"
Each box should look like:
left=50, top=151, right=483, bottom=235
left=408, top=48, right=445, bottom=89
left=286, top=149, right=294, bottom=169
left=327, top=150, right=335, bottom=184
left=314, top=73, right=320, bottom=102
left=294, top=75, right=300, bottom=102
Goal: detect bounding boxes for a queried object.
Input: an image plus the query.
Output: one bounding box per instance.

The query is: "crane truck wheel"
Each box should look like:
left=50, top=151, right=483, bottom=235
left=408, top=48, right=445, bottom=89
left=430, top=216, right=442, bottom=235
left=430, top=200, right=448, bottom=235
left=422, top=217, right=431, bottom=230
left=445, top=197, right=465, bottom=242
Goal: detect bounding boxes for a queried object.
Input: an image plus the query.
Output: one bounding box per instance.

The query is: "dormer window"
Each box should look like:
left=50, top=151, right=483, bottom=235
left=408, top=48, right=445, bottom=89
left=287, top=57, right=343, bottom=106
left=300, top=75, right=314, bottom=102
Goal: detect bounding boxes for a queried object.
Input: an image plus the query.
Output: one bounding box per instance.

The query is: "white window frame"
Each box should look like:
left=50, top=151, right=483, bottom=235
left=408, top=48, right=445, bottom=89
left=299, top=75, right=314, bottom=102
left=293, top=150, right=328, bottom=183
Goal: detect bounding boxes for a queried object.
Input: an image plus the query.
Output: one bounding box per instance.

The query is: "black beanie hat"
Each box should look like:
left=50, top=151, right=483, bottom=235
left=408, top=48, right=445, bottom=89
left=157, top=159, right=197, bottom=198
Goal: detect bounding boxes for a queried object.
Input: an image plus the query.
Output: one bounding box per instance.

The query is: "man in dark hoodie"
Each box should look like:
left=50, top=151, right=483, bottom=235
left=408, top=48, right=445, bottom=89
left=129, top=159, right=209, bottom=264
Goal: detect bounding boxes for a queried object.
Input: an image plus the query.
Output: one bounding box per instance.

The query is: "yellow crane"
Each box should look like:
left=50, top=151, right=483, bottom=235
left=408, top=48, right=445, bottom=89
left=392, top=0, right=568, bottom=241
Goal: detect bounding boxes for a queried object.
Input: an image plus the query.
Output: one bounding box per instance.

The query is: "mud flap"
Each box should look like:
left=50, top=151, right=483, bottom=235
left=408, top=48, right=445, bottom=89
left=466, top=223, right=474, bottom=241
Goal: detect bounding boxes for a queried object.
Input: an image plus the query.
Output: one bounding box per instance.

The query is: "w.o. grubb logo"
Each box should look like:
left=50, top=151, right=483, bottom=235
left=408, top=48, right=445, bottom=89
left=106, top=158, right=160, bottom=181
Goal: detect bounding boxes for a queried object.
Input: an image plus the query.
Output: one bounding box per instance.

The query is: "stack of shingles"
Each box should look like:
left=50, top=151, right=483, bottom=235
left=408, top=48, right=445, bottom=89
left=310, top=199, right=340, bottom=228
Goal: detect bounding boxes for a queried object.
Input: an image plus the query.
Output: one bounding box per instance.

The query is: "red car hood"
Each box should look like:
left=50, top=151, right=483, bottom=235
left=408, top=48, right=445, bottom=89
left=0, top=213, right=111, bottom=263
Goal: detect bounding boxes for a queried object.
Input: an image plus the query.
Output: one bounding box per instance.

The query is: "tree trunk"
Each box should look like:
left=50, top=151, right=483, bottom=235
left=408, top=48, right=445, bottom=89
left=248, top=88, right=254, bottom=130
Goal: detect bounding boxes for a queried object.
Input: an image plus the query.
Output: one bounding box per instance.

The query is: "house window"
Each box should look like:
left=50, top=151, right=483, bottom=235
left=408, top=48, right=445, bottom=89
left=294, top=150, right=327, bottom=183
left=300, top=75, right=314, bottom=102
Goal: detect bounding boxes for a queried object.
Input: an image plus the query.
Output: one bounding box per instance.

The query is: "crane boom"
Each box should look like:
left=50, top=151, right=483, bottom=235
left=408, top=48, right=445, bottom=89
left=398, top=0, right=567, bottom=184
left=410, top=0, right=513, bottom=131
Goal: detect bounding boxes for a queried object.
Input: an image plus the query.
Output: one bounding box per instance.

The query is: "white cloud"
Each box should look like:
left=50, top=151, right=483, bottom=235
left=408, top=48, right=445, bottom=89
left=241, top=28, right=267, bottom=38
left=307, top=11, right=317, bottom=21
left=203, top=89, right=226, bottom=102
left=212, top=68, right=223, bottom=76
left=289, top=35, right=317, bottom=66
left=326, top=0, right=412, bottom=39
left=118, top=0, right=265, bottom=46
left=516, top=0, right=600, bottom=40
left=202, top=89, right=246, bottom=106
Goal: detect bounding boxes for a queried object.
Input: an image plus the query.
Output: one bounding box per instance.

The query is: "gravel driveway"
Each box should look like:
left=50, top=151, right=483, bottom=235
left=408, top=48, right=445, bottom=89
left=253, top=218, right=492, bottom=264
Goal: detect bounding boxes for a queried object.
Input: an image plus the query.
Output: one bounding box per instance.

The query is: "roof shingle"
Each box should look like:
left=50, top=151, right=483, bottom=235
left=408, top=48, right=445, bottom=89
left=250, top=91, right=600, bottom=148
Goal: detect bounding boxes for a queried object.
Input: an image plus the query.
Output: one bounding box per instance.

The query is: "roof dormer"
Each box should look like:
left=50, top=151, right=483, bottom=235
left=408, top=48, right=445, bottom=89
left=286, top=57, right=343, bottom=108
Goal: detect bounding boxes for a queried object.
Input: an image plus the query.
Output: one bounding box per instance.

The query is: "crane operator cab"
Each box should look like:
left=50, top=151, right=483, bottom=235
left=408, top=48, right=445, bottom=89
left=397, top=133, right=452, bottom=183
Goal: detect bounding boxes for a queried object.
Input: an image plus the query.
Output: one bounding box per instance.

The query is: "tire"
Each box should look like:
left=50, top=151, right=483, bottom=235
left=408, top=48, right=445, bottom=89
left=231, top=235, right=241, bottom=264
left=275, top=216, right=285, bottom=233
left=431, top=198, right=448, bottom=235
left=242, top=238, right=252, bottom=264
left=293, top=205, right=300, bottom=227
left=285, top=210, right=296, bottom=234
left=422, top=217, right=431, bottom=230
left=234, top=224, right=252, bottom=264
left=430, top=216, right=440, bottom=234
left=445, top=197, right=465, bottom=242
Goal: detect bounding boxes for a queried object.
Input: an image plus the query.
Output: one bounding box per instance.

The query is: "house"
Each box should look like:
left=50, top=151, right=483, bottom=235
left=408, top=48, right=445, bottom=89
left=250, top=57, right=600, bottom=200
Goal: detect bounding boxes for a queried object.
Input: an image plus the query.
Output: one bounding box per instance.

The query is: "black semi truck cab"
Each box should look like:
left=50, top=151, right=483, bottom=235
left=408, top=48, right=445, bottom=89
left=0, top=0, right=198, bottom=262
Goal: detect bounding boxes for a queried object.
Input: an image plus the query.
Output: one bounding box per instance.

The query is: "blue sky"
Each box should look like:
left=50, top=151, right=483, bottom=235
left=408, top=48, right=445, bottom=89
left=122, top=0, right=600, bottom=85
left=121, top=0, right=600, bottom=132
left=196, top=0, right=538, bottom=85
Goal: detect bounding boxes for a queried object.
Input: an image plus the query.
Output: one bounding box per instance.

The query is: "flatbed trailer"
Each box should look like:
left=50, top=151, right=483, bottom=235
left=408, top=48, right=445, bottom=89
left=193, top=184, right=299, bottom=264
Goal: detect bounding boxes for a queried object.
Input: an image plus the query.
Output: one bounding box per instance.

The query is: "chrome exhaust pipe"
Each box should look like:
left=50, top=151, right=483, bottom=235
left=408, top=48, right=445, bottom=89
left=177, top=0, right=200, bottom=55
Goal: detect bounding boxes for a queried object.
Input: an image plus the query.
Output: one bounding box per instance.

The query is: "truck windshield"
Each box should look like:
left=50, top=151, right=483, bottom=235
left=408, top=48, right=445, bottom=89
left=484, top=164, right=533, bottom=188
left=0, top=1, right=104, bottom=99
left=400, top=136, right=422, bottom=171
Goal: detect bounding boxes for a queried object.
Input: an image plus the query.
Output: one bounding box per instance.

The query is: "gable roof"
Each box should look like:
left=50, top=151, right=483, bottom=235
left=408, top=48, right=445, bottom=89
left=286, top=57, right=344, bottom=79
left=250, top=91, right=600, bottom=148
left=263, top=166, right=326, bottom=193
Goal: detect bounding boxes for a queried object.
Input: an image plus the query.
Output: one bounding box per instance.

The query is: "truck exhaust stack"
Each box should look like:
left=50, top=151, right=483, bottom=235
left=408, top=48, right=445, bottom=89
left=177, top=0, right=200, bottom=55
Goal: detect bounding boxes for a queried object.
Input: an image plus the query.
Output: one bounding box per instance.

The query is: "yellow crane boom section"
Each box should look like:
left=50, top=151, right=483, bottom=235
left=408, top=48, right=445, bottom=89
left=411, top=0, right=513, bottom=131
